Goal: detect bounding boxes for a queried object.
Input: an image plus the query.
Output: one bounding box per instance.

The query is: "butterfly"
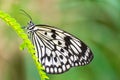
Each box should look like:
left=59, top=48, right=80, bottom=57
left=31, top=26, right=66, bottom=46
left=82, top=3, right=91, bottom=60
left=22, top=10, right=94, bottom=74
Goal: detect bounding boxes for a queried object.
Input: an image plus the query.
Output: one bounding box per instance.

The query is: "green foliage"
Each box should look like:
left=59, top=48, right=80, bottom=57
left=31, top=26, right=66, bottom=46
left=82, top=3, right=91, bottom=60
left=0, top=10, right=49, bottom=80
left=0, top=0, right=120, bottom=80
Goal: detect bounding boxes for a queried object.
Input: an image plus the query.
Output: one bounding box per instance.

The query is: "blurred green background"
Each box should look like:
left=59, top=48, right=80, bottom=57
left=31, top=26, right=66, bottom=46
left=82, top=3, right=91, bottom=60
left=0, top=0, right=120, bottom=80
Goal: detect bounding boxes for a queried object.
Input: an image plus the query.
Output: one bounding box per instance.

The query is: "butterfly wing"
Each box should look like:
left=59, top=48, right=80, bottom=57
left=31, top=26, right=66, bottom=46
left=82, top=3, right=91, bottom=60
left=30, top=24, right=93, bottom=74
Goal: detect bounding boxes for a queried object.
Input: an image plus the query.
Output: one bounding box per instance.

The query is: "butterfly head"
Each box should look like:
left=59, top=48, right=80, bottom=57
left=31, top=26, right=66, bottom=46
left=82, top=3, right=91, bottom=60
left=27, top=21, right=35, bottom=30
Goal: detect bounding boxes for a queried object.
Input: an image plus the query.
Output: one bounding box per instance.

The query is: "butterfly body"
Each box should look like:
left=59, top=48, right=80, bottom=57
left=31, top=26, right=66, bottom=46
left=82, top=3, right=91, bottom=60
left=27, top=21, right=94, bottom=74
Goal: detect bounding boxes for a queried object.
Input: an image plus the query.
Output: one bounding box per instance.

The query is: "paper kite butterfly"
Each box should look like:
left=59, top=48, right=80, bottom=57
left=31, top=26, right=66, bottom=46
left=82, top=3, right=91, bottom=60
left=22, top=10, right=94, bottom=74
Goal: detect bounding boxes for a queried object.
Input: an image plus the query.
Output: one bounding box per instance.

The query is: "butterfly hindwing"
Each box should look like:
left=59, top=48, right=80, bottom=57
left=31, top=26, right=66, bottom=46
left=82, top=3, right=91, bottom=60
left=29, top=24, right=93, bottom=74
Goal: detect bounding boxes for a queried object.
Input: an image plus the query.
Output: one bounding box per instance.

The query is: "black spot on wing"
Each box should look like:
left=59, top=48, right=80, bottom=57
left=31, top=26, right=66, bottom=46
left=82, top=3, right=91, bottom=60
left=52, top=44, right=57, bottom=51
left=64, top=47, right=68, bottom=50
left=60, top=48, right=64, bottom=52
left=61, top=62, right=64, bottom=65
left=44, top=32, right=47, bottom=35
left=58, top=41, right=62, bottom=45
left=54, top=57, right=57, bottom=62
left=47, top=56, right=51, bottom=61
left=50, top=53, right=53, bottom=57
left=51, top=29, right=56, bottom=39
left=51, top=34, right=56, bottom=39
left=51, top=29, right=56, bottom=33
left=64, top=36, right=72, bottom=46
left=81, top=42, right=87, bottom=56
left=59, top=55, right=63, bottom=59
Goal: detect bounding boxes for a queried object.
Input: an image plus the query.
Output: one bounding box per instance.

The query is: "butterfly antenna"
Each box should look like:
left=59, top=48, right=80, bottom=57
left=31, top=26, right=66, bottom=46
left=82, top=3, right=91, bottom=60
left=20, top=9, right=32, bottom=21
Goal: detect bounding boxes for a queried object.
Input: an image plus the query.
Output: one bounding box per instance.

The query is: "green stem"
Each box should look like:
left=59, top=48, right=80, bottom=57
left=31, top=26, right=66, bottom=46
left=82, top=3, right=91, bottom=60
left=0, top=10, right=49, bottom=80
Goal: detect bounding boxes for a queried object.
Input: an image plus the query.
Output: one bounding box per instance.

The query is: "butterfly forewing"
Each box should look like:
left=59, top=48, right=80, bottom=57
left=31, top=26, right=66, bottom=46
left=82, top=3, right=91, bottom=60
left=28, top=24, right=93, bottom=74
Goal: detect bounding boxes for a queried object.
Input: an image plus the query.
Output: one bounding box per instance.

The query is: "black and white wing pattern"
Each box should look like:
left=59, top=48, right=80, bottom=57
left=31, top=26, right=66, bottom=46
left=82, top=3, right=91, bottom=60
left=29, top=24, right=94, bottom=74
